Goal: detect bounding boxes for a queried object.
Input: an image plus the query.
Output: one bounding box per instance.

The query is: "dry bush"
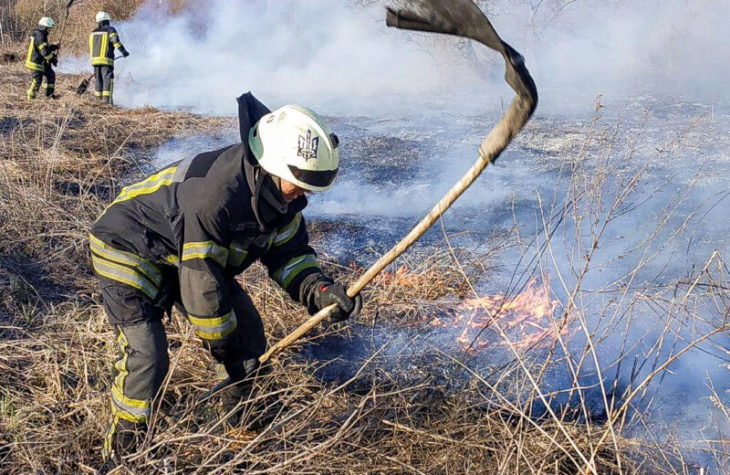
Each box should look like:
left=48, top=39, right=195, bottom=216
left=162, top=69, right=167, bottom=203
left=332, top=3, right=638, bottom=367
left=0, top=61, right=230, bottom=308
left=2, top=60, right=726, bottom=473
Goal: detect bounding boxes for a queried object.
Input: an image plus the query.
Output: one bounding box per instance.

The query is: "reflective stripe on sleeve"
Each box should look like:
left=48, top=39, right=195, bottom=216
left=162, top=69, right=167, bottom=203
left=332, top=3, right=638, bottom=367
left=182, top=241, right=228, bottom=267
left=89, top=234, right=162, bottom=286
left=273, top=213, right=302, bottom=247
left=188, top=311, right=237, bottom=340
left=162, top=255, right=180, bottom=267
left=272, top=254, right=319, bottom=289
left=227, top=244, right=248, bottom=267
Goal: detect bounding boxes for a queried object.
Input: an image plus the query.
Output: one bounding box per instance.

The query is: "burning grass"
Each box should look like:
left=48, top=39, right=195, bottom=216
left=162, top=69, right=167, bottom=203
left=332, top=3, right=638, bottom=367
left=1, top=59, right=729, bottom=474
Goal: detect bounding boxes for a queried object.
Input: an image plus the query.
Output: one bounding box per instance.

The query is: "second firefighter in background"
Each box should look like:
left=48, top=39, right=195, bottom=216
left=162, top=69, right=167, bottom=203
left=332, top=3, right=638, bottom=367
left=89, top=11, right=129, bottom=104
left=25, top=17, right=58, bottom=99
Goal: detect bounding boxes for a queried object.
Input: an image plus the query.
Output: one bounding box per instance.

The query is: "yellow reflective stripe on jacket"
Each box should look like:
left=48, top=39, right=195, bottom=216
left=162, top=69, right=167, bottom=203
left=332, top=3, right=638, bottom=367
left=110, top=32, right=122, bottom=49
left=89, top=234, right=163, bottom=286
left=227, top=245, right=248, bottom=267
left=89, top=31, right=111, bottom=65
left=163, top=255, right=180, bottom=267
left=25, top=37, right=44, bottom=71
left=188, top=311, right=237, bottom=340
left=182, top=241, right=228, bottom=267
left=273, top=213, right=301, bottom=247
left=37, top=42, right=53, bottom=61
left=113, top=167, right=177, bottom=205
left=92, top=254, right=159, bottom=299
left=272, top=254, right=318, bottom=289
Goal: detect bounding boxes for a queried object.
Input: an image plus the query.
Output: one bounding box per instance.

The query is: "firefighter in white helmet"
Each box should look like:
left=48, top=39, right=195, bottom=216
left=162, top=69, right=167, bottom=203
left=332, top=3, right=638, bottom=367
left=25, top=17, right=59, bottom=99
left=91, top=92, right=360, bottom=472
left=89, top=11, right=129, bottom=104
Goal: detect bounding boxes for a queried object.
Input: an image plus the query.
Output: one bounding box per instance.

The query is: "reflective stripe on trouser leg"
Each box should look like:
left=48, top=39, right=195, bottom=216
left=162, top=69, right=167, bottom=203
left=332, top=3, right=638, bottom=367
left=102, top=66, right=114, bottom=104
left=27, top=78, right=38, bottom=99
left=44, top=66, right=55, bottom=97
left=94, top=65, right=103, bottom=98
left=27, top=72, right=42, bottom=99
left=102, top=321, right=169, bottom=460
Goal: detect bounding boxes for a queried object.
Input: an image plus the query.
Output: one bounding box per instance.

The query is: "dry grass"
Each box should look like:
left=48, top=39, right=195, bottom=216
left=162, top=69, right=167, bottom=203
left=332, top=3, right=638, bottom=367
left=1, top=54, right=728, bottom=474
left=5, top=0, right=142, bottom=51
left=3, top=0, right=190, bottom=50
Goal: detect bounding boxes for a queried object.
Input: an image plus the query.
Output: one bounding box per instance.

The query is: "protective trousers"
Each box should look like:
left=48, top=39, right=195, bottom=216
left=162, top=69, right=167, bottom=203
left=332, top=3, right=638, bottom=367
left=27, top=64, right=55, bottom=99
left=94, top=65, right=114, bottom=104
left=96, top=273, right=267, bottom=462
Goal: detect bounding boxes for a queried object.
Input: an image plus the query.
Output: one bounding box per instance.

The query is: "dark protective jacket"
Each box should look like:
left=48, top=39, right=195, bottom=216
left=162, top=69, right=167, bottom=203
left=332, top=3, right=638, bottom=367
left=89, top=21, right=127, bottom=66
left=90, top=92, right=325, bottom=345
left=25, top=27, right=55, bottom=72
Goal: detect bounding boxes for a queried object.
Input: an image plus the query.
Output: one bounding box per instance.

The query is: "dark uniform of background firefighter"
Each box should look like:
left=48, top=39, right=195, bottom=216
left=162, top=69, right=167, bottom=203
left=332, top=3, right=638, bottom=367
left=90, top=92, right=360, bottom=472
left=89, top=11, right=129, bottom=104
left=25, top=17, right=59, bottom=100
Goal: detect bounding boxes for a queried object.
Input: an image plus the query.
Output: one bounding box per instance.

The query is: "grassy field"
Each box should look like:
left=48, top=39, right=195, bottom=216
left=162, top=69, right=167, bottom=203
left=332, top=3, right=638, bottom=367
left=1, top=25, right=729, bottom=473
left=0, top=51, right=627, bottom=474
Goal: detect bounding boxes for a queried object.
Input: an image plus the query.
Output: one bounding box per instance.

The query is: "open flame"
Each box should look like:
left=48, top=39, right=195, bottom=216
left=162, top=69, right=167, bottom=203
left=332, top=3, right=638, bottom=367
left=431, top=278, right=567, bottom=352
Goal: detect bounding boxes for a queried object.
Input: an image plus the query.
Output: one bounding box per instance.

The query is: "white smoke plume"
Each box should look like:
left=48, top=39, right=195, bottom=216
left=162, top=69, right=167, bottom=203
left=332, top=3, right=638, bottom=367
left=59, top=0, right=730, bottom=116
left=114, top=1, right=730, bottom=468
left=103, top=0, right=479, bottom=115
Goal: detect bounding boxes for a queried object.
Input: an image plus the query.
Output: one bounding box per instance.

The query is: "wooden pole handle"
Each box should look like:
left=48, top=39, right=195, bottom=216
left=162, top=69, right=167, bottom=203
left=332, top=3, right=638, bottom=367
left=258, top=0, right=538, bottom=365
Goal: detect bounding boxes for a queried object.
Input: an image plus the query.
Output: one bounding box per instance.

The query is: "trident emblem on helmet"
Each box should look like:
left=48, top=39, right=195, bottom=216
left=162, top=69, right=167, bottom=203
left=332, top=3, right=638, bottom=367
left=297, top=130, right=319, bottom=161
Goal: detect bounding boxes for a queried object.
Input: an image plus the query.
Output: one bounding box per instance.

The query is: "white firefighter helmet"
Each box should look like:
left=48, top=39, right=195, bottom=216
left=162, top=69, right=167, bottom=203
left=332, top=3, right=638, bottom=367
left=96, top=11, right=111, bottom=23
left=38, top=17, right=55, bottom=28
left=248, top=105, right=340, bottom=192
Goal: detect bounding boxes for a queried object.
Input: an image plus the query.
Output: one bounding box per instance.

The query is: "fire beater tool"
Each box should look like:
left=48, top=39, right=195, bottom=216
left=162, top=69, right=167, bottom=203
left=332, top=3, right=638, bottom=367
left=56, top=0, right=77, bottom=50
left=199, top=0, right=538, bottom=404
left=75, top=55, right=123, bottom=95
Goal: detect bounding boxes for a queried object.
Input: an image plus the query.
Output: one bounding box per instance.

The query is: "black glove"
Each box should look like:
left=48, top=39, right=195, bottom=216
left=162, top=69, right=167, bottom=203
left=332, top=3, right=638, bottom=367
left=48, top=44, right=59, bottom=52
left=121, top=48, right=130, bottom=58
left=312, top=279, right=362, bottom=322
left=50, top=56, right=58, bottom=66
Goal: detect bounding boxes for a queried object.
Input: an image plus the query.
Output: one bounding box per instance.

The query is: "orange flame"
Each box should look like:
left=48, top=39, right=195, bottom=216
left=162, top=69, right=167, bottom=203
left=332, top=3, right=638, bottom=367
left=431, top=278, right=568, bottom=352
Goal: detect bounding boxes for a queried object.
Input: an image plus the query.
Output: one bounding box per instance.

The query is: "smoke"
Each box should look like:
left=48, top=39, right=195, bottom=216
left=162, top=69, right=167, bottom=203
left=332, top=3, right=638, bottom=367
left=126, top=2, right=730, bottom=467
left=96, top=0, right=482, bottom=115
left=59, top=0, right=730, bottom=116
left=495, top=0, right=730, bottom=108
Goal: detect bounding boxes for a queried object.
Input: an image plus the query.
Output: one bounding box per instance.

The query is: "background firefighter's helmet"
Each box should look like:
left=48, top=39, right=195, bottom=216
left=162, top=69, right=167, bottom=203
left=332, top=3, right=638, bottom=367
left=249, top=105, right=339, bottom=192
left=95, top=11, right=111, bottom=23
left=38, top=17, right=55, bottom=28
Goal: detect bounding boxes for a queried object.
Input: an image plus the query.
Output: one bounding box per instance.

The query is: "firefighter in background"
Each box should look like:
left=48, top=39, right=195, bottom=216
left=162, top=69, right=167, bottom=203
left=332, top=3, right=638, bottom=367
left=25, top=17, right=59, bottom=100
left=89, top=11, right=129, bottom=104
left=90, top=92, right=361, bottom=472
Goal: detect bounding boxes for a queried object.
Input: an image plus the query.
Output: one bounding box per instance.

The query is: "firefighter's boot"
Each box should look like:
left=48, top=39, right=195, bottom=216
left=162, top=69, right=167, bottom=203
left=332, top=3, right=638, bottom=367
left=100, top=418, right=147, bottom=471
